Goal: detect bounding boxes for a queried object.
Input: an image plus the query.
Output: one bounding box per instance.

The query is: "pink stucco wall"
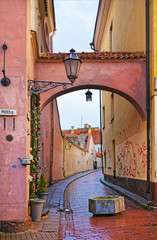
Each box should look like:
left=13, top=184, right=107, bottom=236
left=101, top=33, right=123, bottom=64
left=52, top=100, right=63, bottom=182
left=36, top=60, right=146, bottom=120
left=40, top=102, right=52, bottom=184
left=40, top=99, right=63, bottom=184
left=0, top=0, right=28, bottom=220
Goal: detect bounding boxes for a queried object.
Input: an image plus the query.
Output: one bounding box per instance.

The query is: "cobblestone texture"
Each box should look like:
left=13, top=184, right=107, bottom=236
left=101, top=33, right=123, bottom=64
left=1, top=169, right=157, bottom=239
left=61, top=170, right=157, bottom=239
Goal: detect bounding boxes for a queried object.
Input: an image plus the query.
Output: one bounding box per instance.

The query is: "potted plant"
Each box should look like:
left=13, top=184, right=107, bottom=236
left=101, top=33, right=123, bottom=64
left=38, top=173, right=49, bottom=216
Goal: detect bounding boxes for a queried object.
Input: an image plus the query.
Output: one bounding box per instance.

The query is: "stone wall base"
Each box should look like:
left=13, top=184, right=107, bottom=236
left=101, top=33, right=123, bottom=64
left=151, top=182, right=157, bottom=202
left=104, top=174, right=147, bottom=199
left=0, top=217, right=32, bottom=233
left=104, top=174, right=157, bottom=202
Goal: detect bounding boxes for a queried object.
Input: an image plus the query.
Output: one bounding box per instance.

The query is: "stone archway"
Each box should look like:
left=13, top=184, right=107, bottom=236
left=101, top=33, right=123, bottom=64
left=35, top=52, right=146, bottom=120
left=37, top=51, right=147, bottom=201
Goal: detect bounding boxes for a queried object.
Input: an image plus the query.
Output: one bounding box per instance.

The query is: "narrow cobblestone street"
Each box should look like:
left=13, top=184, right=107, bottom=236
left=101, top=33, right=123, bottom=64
left=1, top=169, right=157, bottom=239
left=60, top=170, right=157, bottom=240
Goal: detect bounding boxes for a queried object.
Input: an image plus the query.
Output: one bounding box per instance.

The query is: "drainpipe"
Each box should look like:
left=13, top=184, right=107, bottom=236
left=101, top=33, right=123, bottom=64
left=146, top=0, right=151, bottom=195
left=90, top=42, right=98, bottom=52
left=63, top=137, right=66, bottom=177
left=49, top=28, right=56, bottom=53
left=99, top=90, right=104, bottom=174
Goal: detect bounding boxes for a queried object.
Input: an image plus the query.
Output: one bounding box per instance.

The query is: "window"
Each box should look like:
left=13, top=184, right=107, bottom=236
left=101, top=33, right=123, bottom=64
left=103, top=106, right=105, bottom=129
left=104, top=150, right=106, bottom=168
left=112, top=139, right=116, bottom=179
left=110, top=93, right=114, bottom=123
left=110, top=21, right=113, bottom=51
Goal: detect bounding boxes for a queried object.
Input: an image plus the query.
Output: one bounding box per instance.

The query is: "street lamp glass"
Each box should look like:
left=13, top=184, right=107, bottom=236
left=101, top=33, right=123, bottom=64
left=63, top=48, right=82, bottom=83
left=85, top=89, right=93, bottom=102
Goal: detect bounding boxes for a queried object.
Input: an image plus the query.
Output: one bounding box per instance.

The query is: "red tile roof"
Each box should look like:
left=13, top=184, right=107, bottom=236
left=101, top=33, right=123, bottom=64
left=38, top=51, right=146, bottom=62
left=92, top=130, right=101, bottom=144
left=62, top=129, right=101, bottom=144
left=96, top=151, right=102, bottom=157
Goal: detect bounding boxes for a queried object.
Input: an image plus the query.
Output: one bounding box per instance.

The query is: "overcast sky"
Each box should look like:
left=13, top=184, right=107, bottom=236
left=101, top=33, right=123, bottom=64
left=53, top=0, right=99, bottom=130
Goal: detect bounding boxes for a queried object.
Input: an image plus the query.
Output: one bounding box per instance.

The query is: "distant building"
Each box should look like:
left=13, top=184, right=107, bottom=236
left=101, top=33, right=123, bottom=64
left=63, top=124, right=101, bottom=151
left=63, top=124, right=102, bottom=168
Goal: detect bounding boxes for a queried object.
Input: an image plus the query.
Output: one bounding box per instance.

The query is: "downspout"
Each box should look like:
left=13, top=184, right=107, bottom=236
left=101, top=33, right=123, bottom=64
left=99, top=90, right=104, bottom=174
left=63, top=137, right=66, bottom=177
left=49, top=28, right=56, bottom=53
left=146, top=0, right=151, bottom=195
left=50, top=102, right=54, bottom=183
left=90, top=42, right=98, bottom=52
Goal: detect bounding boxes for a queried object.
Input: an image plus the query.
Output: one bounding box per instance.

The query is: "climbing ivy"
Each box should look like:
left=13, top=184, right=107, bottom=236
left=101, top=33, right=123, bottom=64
left=30, top=93, right=41, bottom=198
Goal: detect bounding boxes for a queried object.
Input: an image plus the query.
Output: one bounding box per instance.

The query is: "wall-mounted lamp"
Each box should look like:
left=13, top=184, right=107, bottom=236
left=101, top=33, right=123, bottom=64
left=85, top=89, right=93, bottom=102
left=28, top=49, right=82, bottom=94
left=65, top=139, right=72, bottom=150
left=1, top=43, right=10, bottom=86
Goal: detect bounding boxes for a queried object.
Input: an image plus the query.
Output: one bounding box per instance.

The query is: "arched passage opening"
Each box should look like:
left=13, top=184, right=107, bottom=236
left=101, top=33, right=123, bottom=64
left=40, top=85, right=147, bottom=198
left=36, top=52, right=146, bottom=120
left=41, top=84, right=146, bottom=120
left=36, top=51, right=147, bottom=199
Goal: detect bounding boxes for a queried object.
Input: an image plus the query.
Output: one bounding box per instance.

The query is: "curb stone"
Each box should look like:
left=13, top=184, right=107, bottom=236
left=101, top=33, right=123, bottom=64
left=100, top=177, right=157, bottom=211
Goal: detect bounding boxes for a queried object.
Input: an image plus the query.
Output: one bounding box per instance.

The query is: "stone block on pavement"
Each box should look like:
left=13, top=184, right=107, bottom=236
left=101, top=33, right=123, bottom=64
left=89, top=195, right=125, bottom=215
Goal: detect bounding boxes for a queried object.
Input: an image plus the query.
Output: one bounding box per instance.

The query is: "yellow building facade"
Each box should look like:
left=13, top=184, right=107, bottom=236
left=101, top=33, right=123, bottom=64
left=93, top=0, right=157, bottom=201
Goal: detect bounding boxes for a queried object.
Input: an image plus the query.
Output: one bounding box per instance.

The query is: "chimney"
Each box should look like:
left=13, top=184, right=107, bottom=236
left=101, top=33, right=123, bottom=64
left=88, top=125, right=92, bottom=133
left=84, top=124, right=89, bottom=129
left=71, top=126, right=74, bottom=134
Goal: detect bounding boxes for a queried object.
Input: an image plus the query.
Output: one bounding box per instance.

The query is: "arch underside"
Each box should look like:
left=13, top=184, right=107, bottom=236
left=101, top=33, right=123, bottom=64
left=35, top=59, right=146, bottom=120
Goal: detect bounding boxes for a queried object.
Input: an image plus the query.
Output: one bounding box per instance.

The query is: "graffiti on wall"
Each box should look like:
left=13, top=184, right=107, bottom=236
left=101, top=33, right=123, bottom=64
left=117, top=153, right=123, bottom=176
left=106, top=149, right=112, bottom=171
left=136, top=142, right=147, bottom=174
left=122, top=140, right=137, bottom=177
left=107, top=139, right=147, bottom=178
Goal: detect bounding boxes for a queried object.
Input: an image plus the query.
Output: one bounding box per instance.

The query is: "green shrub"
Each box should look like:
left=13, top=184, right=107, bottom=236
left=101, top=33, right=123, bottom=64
left=38, top=173, right=47, bottom=193
left=93, top=196, right=118, bottom=200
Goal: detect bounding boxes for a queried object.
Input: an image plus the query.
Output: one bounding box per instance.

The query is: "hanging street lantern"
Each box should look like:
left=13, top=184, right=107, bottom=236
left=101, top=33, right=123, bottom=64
left=28, top=48, right=82, bottom=94
left=63, top=48, right=82, bottom=83
left=85, top=89, right=93, bottom=102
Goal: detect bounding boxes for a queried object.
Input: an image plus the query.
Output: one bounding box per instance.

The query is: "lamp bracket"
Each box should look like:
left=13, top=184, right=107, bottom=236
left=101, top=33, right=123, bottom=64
left=1, top=42, right=10, bottom=87
left=28, top=79, right=73, bottom=95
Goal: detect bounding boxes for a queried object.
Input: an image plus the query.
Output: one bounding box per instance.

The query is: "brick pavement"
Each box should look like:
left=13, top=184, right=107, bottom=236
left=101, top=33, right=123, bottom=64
left=60, top=170, right=157, bottom=240
left=0, top=170, right=96, bottom=240
left=1, top=169, right=157, bottom=239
